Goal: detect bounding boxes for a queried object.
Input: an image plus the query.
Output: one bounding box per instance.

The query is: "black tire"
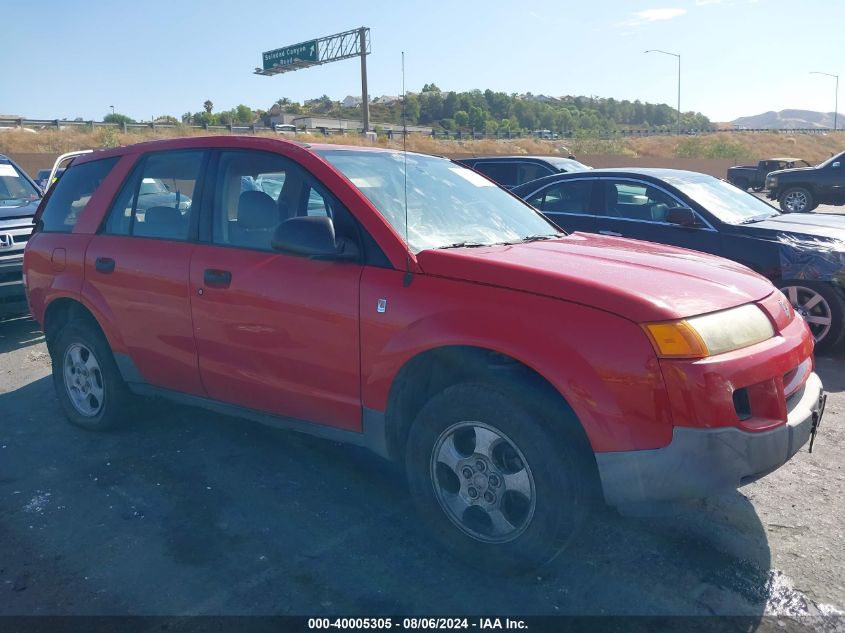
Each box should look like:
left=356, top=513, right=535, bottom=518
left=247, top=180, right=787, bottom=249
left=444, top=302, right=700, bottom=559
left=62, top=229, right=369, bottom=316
left=51, top=318, right=134, bottom=430
left=405, top=382, right=592, bottom=574
left=779, top=187, right=814, bottom=213
left=777, top=280, right=845, bottom=353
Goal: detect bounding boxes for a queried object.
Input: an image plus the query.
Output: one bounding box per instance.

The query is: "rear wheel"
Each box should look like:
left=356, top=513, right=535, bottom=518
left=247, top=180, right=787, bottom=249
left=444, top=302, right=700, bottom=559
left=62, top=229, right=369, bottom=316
left=777, top=281, right=845, bottom=352
left=405, top=382, right=591, bottom=574
left=51, top=319, right=134, bottom=430
left=780, top=187, right=814, bottom=213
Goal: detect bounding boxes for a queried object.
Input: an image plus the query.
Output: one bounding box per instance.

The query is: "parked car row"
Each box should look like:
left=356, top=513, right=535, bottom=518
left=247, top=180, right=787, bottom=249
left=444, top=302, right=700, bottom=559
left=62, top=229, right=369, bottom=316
left=725, top=152, right=845, bottom=214
left=0, top=154, right=42, bottom=318
left=511, top=167, right=845, bottom=351
left=20, top=136, right=826, bottom=574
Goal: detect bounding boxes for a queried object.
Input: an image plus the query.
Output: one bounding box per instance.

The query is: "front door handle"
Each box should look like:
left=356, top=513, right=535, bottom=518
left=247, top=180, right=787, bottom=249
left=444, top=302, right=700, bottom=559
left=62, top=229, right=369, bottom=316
left=95, top=257, right=115, bottom=273
left=599, top=230, right=622, bottom=237
left=203, top=269, right=232, bottom=288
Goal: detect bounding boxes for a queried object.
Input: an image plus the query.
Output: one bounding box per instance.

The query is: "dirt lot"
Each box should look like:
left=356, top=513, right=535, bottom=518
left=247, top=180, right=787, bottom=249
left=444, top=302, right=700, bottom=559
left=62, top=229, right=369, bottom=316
left=0, top=314, right=843, bottom=630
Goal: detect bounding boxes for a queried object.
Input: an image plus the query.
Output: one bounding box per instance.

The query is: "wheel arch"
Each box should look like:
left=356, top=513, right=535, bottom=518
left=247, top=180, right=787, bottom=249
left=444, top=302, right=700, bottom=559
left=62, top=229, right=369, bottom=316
left=383, top=345, right=598, bottom=478
left=43, top=296, right=123, bottom=361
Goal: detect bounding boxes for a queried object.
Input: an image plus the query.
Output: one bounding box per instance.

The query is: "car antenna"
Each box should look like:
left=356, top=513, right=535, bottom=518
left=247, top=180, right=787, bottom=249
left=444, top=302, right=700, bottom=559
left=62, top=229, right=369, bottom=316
left=401, top=51, right=413, bottom=288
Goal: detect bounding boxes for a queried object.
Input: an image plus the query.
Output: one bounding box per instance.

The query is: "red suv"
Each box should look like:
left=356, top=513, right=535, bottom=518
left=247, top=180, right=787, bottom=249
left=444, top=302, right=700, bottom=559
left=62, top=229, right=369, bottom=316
left=24, top=136, right=825, bottom=573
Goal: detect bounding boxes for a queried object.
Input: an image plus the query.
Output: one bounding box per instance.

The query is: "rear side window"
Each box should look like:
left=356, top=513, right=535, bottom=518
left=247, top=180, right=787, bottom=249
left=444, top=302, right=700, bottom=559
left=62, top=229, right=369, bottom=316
left=529, top=180, right=593, bottom=215
left=516, top=163, right=552, bottom=185
left=473, top=162, right=518, bottom=187
left=105, top=150, right=205, bottom=241
left=39, top=157, right=118, bottom=232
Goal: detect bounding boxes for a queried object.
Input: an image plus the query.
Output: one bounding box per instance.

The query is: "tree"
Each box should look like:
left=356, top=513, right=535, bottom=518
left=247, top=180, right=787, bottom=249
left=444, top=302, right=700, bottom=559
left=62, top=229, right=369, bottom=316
left=468, top=106, right=486, bottom=131
left=235, top=104, right=253, bottom=124
left=443, top=91, right=458, bottom=119
left=403, top=93, right=421, bottom=123
left=104, top=112, right=135, bottom=125
left=421, top=83, right=441, bottom=92
left=203, top=100, right=214, bottom=114
left=454, top=110, right=469, bottom=129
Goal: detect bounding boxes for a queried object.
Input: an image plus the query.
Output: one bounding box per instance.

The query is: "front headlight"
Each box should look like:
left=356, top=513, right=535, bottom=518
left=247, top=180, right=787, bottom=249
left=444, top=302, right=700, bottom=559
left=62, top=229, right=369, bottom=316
left=768, top=176, right=778, bottom=187
left=643, top=304, right=775, bottom=359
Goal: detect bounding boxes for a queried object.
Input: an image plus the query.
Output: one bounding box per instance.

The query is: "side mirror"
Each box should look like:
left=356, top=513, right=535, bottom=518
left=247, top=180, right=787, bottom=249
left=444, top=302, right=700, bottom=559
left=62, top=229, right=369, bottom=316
left=271, top=216, right=359, bottom=261
left=665, top=207, right=698, bottom=227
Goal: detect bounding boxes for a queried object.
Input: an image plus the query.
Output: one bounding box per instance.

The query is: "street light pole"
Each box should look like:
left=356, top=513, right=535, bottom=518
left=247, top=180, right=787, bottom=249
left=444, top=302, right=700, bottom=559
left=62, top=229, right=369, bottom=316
left=810, top=71, right=839, bottom=131
left=110, top=105, right=115, bottom=115
left=645, top=49, right=681, bottom=135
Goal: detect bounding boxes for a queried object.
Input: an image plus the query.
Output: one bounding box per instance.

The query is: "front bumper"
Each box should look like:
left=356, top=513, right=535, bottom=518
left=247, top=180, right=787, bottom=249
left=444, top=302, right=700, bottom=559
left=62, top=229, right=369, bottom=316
left=595, top=372, right=824, bottom=506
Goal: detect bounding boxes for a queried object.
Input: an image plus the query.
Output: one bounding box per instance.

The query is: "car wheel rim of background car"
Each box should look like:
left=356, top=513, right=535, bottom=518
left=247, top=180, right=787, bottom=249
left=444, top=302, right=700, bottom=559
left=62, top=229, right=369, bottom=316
left=429, top=421, right=536, bottom=544
left=783, top=285, right=832, bottom=343
left=784, top=191, right=808, bottom=212
left=62, top=343, right=105, bottom=417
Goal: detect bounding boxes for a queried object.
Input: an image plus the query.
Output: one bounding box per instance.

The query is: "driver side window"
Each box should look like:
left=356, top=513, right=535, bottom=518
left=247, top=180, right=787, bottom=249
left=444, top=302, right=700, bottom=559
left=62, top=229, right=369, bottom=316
left=601, top=181, right=681, bottom=222
left=211, top=150, right=353, bottom=252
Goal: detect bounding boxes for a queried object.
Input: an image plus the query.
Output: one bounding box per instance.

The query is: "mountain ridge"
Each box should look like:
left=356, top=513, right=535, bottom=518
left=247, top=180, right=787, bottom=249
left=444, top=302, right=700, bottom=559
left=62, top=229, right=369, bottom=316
left=731, top=109, right=842, bottom=129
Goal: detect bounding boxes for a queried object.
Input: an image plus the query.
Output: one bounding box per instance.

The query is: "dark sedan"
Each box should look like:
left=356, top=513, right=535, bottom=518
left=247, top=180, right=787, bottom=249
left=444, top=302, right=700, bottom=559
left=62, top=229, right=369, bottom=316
left=455, top=155, right=591, bottom=189
left=513, top=168, right=845, bottom=351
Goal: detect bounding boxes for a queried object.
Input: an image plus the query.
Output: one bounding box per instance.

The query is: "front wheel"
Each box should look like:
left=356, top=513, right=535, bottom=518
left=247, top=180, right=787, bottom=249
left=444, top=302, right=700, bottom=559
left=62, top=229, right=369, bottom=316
left=405, top=382, right=591, bottom=574
left=780, top=187, right=814, bottom=213
left=777, top=281, right=845, bottom=352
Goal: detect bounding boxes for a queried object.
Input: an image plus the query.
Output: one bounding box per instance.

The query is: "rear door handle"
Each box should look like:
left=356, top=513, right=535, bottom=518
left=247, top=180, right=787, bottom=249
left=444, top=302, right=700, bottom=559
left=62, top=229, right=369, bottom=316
left=599, top=230, right=622, bottom=237
left=203, top=269, right=232, bottom=288
left=95, top=257, right=115, bottom=273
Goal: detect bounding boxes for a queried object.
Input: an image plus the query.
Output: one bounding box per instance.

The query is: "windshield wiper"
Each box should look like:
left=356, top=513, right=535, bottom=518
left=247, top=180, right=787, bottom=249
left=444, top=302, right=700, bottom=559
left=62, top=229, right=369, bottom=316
left=520, top=233, right=562, bottom=242
left=438, top=241, right=489, bottom=249
left=496, top=233, right=562, bottom=246
left=739, top=214, right=776, bottom=224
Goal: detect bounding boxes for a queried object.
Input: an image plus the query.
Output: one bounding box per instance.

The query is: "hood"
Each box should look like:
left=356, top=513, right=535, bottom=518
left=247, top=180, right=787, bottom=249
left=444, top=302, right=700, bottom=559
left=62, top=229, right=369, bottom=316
left=416, top=233, right=774, bottom=322
left=768, top=166, right=816, bottom=178
left=136, top=192, right=187, bottom=210
left=0, top=198, right=40, bottom=221
left=745, top=213, right=845, bottom=241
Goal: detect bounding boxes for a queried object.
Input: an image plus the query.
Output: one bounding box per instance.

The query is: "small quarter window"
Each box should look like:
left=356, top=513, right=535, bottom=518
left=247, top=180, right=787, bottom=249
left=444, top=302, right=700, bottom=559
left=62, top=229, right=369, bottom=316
left=40, top=157, right=118, bottom=232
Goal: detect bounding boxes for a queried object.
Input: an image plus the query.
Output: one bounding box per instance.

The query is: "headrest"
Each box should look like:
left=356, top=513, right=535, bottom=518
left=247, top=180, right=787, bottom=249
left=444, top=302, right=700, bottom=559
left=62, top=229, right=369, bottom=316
left=144, top=206, right=182, bottom=226
left=238, top=191, right=278, bottom=229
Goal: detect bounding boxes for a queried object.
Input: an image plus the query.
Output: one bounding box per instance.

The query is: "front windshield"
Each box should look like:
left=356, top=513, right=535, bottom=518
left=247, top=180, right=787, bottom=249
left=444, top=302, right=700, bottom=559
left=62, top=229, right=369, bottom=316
left=318, top=150, right=560, bottom=252
left=818, top=151, right=845, bottom=169
left=0, top=161, right=40, bottom=205
left=665, top=173, right=779, bottom=224
left=545, top=157, right=592, bottom=172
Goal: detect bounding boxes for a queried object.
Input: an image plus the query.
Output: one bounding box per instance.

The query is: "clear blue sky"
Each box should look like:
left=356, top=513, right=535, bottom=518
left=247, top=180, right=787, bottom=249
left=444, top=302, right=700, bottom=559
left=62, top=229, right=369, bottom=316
left=3, top=0, right=841, bottom=122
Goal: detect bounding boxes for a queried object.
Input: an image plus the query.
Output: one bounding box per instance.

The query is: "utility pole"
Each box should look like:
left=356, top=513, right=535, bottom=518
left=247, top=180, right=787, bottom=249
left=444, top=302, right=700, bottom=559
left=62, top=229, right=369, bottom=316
left=645, top=49, right=681, bottom=135
left=810, top=71, right=839, bottom=131
left=360, top=27, right=369, bottom=132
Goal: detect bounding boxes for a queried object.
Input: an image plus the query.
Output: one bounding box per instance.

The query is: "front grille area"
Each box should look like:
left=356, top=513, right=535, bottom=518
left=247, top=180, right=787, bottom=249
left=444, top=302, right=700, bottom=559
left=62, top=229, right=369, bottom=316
left=0, top=269, right=22, bottom=284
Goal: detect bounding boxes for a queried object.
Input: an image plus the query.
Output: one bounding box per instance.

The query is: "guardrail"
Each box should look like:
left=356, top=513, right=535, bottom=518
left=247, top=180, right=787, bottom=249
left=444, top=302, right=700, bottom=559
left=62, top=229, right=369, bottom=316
left=0, top=118, right=839, bottom=140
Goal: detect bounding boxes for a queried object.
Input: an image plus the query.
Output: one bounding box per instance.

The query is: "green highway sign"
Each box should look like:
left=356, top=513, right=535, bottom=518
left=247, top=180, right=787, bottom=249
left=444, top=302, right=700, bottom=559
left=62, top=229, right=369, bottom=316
left=263, top=40, right=319, bottom=70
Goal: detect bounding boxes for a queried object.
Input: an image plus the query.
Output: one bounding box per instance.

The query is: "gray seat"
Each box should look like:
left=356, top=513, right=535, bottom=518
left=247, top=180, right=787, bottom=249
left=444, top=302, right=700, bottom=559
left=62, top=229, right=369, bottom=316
left=232, top=190, right=278, bottom=249
left=135, top=206, right=187, bottom=239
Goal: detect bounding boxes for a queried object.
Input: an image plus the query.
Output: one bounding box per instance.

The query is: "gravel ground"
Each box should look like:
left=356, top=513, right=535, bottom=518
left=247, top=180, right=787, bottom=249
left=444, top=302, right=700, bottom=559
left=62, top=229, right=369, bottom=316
left=0, top=315, right=843, bottom=631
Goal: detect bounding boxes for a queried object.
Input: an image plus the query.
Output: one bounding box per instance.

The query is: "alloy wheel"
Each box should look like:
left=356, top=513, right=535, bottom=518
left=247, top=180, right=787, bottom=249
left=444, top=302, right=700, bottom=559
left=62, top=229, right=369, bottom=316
left=430, top=421, right=536, bottom=543
left=783, top=285, right=832, bottom=343
left=62, top=343, right=105, bottom=417
left=784, top=191, right=809, bottom=213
